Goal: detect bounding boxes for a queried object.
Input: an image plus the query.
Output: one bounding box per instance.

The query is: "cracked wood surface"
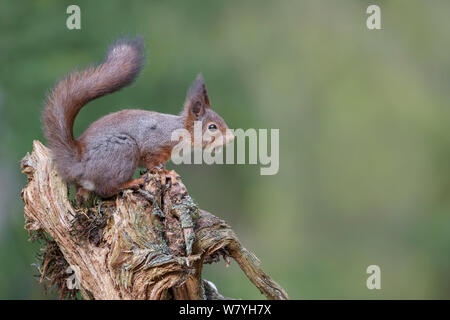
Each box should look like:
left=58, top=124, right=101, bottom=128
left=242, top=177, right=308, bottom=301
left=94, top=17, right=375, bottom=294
left=21, top=140, right=289, bottom=300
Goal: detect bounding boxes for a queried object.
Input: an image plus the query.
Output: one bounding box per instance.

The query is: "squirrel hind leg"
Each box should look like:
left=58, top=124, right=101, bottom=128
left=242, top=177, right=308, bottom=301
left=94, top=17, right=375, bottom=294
left=81, top=133, right=141, bottom=198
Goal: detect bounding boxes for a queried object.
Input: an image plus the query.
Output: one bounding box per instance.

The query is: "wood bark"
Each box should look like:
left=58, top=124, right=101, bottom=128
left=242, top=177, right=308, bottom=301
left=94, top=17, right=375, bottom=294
left=21, top=140, right=289, bottom=300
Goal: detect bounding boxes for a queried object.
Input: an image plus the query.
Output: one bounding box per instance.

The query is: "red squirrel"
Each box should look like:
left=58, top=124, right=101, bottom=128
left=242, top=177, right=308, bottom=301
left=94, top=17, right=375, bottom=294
left=42, top=37, right=234, bottom=199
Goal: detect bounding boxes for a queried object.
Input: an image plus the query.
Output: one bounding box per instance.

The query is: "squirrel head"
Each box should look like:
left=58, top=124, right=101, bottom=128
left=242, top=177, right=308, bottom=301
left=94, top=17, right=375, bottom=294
left=182, top=74, right=234, bottom=149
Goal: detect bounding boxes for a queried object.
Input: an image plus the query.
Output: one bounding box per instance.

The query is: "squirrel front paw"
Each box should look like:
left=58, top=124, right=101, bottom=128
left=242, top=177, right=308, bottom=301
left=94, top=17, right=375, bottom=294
left=153, top=163, right=165, bottom=171
left=118, top=177, right=145, bottom=191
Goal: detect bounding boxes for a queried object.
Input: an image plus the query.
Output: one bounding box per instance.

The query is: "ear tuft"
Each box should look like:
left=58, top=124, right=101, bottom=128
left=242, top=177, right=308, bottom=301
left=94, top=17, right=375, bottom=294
left=186, top=73, right=210, bottom=107
left=184, top=73, right=211, bottom=120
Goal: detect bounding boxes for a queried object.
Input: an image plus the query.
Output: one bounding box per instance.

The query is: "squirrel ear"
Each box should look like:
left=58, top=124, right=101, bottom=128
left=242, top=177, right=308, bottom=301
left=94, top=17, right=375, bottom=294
left=185, top=73, right=210, bottom=120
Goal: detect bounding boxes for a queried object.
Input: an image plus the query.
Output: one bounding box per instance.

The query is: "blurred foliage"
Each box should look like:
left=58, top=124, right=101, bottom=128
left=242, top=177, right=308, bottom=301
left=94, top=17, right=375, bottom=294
left=1, top=0, right=450, bottom=299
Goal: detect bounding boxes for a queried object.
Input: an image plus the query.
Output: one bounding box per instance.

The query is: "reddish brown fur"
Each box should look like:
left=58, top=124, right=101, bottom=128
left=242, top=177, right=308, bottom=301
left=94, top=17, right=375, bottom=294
left=41, top=37, right=232, bottom=198
left=42, top=38, right=144, bottom=182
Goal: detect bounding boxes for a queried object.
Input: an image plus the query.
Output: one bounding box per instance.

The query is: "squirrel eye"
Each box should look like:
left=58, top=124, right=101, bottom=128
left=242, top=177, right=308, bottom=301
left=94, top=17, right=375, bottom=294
left=208, top=124, right=218, bottom=131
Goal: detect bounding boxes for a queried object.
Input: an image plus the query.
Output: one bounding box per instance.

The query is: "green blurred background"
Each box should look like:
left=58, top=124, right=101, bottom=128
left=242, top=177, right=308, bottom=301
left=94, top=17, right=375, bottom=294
left=1, top=0, right=450, bottom=299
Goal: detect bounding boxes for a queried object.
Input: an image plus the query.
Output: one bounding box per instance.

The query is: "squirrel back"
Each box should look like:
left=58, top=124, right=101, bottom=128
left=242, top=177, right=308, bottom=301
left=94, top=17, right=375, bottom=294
left=42, top=38, right=144, bottom=181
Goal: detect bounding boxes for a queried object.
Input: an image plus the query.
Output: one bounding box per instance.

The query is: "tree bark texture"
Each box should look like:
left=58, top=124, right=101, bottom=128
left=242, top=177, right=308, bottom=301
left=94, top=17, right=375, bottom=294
left=21, top=141, right=289, bottom=300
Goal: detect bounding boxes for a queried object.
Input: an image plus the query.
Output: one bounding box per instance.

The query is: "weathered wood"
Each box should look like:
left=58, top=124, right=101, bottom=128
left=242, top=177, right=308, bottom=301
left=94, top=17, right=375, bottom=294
left=21, top=140, right=289, bottom=300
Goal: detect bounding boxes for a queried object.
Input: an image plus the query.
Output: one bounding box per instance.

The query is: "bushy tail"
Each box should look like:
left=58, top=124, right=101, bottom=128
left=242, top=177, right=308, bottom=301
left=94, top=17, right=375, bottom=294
left=42, top=37, right=144, bottom=180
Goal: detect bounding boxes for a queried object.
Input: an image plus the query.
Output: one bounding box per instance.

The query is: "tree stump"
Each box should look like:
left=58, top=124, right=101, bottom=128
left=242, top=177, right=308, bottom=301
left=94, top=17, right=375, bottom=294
left=20, top=141, right=289, bottom=300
